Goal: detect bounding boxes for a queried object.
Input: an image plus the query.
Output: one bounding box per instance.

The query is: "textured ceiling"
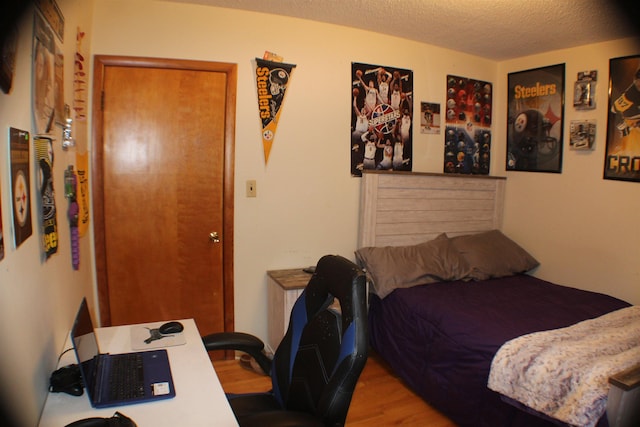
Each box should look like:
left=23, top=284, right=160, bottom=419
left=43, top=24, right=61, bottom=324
left=162, top=0, right=639, bottom=60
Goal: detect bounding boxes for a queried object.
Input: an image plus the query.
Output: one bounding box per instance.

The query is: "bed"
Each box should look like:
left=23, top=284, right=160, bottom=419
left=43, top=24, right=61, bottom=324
left=356, top=170, right=636, bottom=427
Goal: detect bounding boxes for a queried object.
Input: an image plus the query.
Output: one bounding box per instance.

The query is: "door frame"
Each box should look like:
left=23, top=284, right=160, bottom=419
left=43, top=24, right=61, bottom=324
left=91, top=55, right=236, bottom=332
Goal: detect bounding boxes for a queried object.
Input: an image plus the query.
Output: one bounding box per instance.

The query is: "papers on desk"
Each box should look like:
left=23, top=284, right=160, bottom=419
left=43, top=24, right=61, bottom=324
left=130, top=323, right=187, bottom=350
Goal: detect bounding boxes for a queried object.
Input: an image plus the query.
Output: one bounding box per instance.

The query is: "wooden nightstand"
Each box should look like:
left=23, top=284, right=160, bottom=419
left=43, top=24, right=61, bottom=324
left=267, top=268, right=313, bottom=351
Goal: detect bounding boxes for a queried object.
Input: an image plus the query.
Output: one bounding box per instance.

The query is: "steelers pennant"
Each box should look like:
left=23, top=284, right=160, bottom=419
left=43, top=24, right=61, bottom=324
left=254, top=58, right=296, bottom=164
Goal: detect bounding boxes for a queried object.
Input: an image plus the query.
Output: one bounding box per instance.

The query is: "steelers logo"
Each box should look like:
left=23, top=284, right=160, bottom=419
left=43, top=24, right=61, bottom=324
left=514, top=113, right=528, bottom=133
left=14, top=170, right=29, bottom=227
left=263, top=129, right=274, bottom=141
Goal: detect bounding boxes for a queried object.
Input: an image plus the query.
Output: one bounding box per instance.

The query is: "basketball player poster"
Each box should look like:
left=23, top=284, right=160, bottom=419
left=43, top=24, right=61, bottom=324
left=351, top=62, right=413, bottom=177
left=9, top=127, right=33, bottom=248
left=604, top=55, right=640, bottom=182
left=254, top=57, right=296, bottom=164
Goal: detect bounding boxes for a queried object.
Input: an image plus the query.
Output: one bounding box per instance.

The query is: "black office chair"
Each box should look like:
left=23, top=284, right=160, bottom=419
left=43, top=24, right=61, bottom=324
left=202, top=254, right=368, bottom=427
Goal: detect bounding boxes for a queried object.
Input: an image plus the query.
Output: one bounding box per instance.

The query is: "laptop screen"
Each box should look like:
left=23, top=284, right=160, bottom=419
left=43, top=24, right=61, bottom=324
left=70, top=298, right=100, bottom=399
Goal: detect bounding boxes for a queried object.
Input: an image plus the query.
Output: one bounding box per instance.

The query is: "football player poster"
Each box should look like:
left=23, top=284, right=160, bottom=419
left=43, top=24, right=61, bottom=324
left=9, top=127, right=33, bottom=248
left=506, top=63, right=565, bottom=173
left=351, top=62, right=413, bottom=177
left=604, top=55, right=640, bottom=182
left=254, top=58, right=296, bottom=164
left=444, top=75, right=492, bottom=175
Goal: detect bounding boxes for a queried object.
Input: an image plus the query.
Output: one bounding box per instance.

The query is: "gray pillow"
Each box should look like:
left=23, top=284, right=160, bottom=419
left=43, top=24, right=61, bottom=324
left=355, top=233, right=470, bottom=298
left=450, top=229, right=539, bottom=280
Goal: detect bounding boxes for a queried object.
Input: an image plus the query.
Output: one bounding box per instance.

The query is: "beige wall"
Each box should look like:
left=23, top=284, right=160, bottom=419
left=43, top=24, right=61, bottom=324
left=497, top=39, right=640, bottom=305
left=0, top=0, right=638, bottom=424
left=0, top=1, right=95, bottom=425
left=89, top=0, right=498, bottom=341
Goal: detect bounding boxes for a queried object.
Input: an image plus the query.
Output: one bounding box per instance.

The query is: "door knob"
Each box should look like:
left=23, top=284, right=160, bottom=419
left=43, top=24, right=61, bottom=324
left=209, top=232, right=220, bottom=243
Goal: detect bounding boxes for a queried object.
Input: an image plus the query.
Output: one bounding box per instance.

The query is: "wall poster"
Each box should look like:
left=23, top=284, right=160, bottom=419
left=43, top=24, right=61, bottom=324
left=507, top=64, right=565, bottom=173
left=604, top=55, right=640, bottom=182
left=33, top=11, right=57, bottom=134
left=444, top=75, right=492, bottom=175
left=351, top=62, right=413, bottom=176
left=34, top=136, right=58, bottom=259
left=9, top=128, right=33, bottom=248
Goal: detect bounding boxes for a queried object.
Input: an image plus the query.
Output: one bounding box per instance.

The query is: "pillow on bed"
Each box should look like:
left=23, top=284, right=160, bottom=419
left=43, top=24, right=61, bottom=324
left=355, top=233, right=470, bottom=298
left=450, top=229, right=539, bottom=280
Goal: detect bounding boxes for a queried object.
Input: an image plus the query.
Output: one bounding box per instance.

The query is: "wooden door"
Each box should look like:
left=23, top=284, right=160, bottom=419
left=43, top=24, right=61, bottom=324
left=92, top=56, right=236, bottom=343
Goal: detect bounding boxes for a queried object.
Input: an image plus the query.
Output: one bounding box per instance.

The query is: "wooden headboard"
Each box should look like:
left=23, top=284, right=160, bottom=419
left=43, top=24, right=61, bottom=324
left=358, top=171, right=506, bottom=248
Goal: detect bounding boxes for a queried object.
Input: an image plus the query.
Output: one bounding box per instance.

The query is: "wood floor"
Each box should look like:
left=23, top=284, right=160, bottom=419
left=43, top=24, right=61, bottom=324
left=213, top=349, right=457, bottom=426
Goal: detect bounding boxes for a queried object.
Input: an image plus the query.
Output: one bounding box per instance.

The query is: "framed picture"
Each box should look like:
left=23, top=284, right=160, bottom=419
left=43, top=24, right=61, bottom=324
left=506, top=64, right=565, bottom=173
left=573, top=70, right=597, bottom=110
left=604, top=55, right=640, bottom=182
left=444, top=75, right=492, bottom=175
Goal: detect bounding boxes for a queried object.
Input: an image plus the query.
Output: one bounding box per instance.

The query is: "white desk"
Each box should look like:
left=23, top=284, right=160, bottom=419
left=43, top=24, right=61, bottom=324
left=38, top=319, right=238, bottom=426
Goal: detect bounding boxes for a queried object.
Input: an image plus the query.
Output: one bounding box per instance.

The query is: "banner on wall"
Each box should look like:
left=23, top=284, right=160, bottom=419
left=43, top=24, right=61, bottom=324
left=76, top=151, right=90, bottom=237
left=34, top=135, right=58, bottom=259
left=254, top=58, right=296, bottom=164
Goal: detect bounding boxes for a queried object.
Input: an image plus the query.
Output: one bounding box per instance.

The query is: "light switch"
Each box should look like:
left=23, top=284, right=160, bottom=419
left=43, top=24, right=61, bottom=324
left=246, top=180, right=257, bottom=197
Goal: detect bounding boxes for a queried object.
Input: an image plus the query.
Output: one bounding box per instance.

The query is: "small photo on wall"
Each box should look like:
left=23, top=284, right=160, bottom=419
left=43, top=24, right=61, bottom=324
left=569, top=120, right=596, bottom=150
left=351, top=62, right=413, bottom=176
left=420, top=102, right=440, bottom=134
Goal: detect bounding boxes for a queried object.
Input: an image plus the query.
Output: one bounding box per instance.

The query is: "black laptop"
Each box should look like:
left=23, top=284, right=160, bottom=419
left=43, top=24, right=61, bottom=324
left=70, top=298, right=176, bottom=408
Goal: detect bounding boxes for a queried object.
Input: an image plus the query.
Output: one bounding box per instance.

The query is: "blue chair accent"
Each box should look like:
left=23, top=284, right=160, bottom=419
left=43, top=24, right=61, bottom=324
left=203, top=255, right=368, bottom=427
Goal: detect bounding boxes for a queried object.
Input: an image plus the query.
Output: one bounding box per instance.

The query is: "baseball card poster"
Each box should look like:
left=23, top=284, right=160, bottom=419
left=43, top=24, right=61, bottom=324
left=351, top=62, right=413, bottom=176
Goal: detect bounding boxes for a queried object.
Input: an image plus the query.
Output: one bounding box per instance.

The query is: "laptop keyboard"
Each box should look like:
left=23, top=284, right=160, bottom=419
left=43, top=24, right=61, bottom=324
left=108, top=353, right=145, bottom=400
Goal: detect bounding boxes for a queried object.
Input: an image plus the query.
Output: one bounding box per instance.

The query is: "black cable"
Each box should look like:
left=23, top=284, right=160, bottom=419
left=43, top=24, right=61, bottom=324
left=57, top=347, right=75, bottom=364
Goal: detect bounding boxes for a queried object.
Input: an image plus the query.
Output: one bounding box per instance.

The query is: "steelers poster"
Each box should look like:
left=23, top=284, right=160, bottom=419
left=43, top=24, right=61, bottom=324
left=9, top=127, right=33, bottom=248
left=604, top=55, right=640, bottom=182
left=34, top=136, right=58, bottom=259
left=254, top=58, right=296, bottom=164
left=444, top=75, right=493, bottom=175
left=507, top=64, right=565, bottom=173
left=351, top=62, right=413, bottom=177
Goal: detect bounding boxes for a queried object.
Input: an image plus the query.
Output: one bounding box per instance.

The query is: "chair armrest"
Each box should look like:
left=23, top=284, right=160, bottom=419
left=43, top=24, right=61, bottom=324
left=202, top=332, right=272, bottom=375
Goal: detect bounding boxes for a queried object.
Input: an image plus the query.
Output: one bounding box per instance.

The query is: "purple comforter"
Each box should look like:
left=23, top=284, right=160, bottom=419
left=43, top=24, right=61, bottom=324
left=368, top=274, right=630, bottom=427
